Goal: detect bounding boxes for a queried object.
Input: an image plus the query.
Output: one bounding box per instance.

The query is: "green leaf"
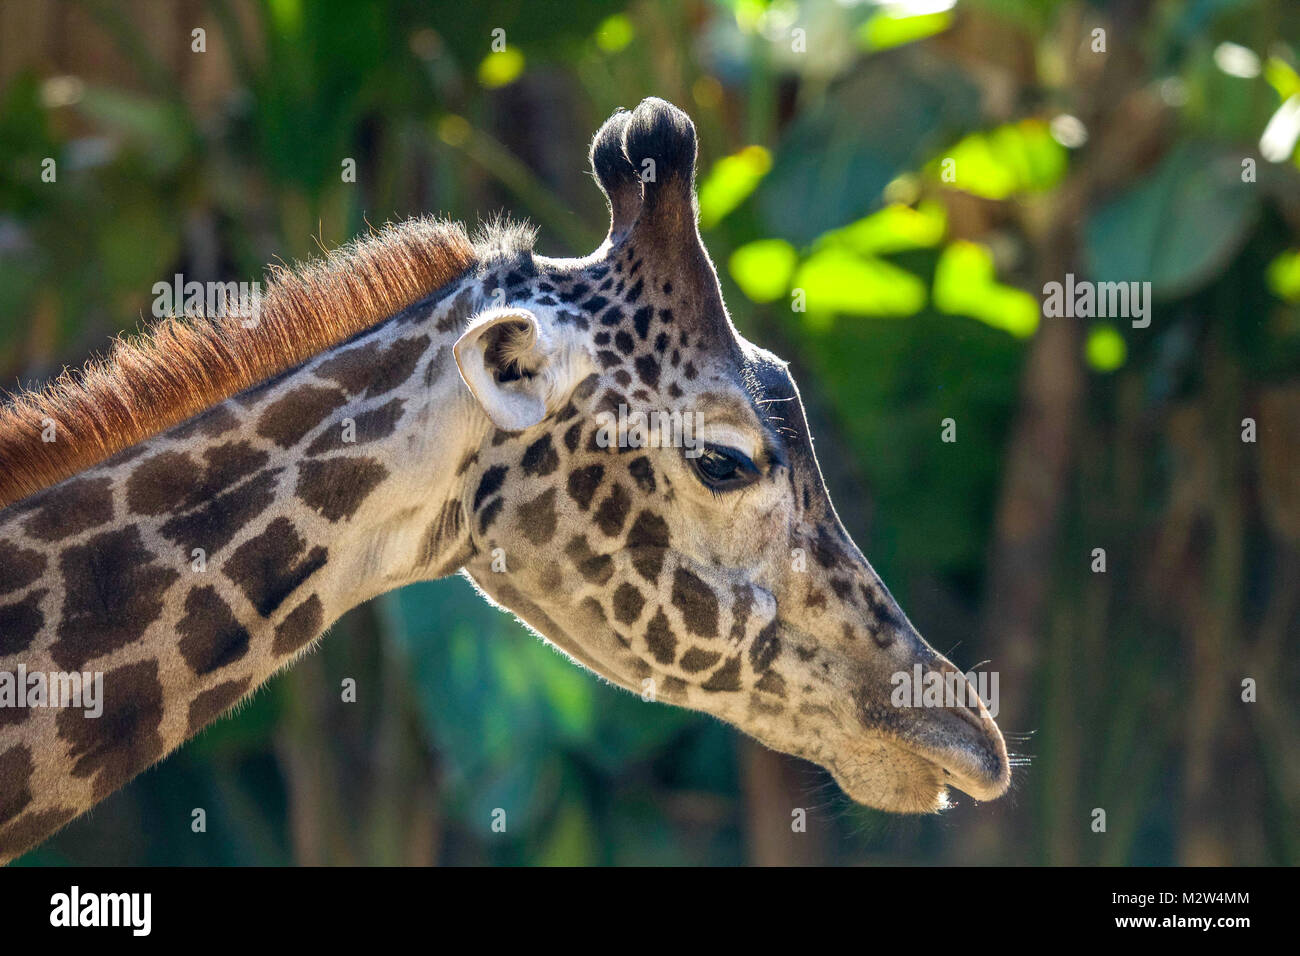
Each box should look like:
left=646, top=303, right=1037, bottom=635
left=858, top=4, right=954, bottom=52
left=756, top=58, right=979, bottom=245
left=729, top=239, right=797, bottom=303
left=698, top=145, right=771, bottom=230
left=74, top=87, right=192, bottom=172
left=479, top=48, right=525, bottom=89
left=815, top=200, right=946, bottom=256
left=1086, top=323, right=1128, bottom=372
left=927, top=118, right=1068, bottom=199
left=1266, top=249, right=1300, bottom=302
left=1084, top=142, right=1259, bottom=298
left=594, top=14, right=634, bottom=53
left=933, top=240, right=1039, bottom=338
left=793, top=248, right=927, bottom=317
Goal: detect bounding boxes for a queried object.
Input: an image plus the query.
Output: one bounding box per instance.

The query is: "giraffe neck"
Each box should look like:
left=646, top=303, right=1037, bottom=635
left=0, top=275, right=488, bottom=861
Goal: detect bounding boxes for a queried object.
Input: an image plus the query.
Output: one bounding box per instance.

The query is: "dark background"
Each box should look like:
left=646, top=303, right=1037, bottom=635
left=1, top=0, right=1297, bottom=865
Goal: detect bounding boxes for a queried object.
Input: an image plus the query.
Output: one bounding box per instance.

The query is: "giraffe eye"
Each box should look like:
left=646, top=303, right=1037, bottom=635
left=689, top=444, right=760, bottom=492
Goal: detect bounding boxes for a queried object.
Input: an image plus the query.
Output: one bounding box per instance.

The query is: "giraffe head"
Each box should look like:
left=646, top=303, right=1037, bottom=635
left=452, top=99, right=1009, bottom=812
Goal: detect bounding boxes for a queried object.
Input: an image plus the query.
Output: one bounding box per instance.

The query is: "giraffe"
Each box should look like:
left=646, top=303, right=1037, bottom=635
left=0, top=98, right=1009, bottom=863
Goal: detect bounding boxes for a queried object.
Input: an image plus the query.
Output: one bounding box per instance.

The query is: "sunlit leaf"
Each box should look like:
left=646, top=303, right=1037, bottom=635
left=595, top=13, right=634, bottom=53
left=731, top=0, right=769, bottom=33
left=815, top=200, right=946, bottom=256
left=729, top=238, right=797, bottom=303
left=859, top=3, right=954, bottom=51
left=1267, top=249, right=1300, bottom=302
left=793, top=248, right=926, bottom=316
left=929, top=118, right=1067, bottom=199
left=1264, top=55, right=1300, bottom=101
left=698, top=145, right=772, bottom=229
left=479, top=47, right=525, bottom=88
left=267, top=0, right=303, bottom=36
left=933, top=240, right=1039, bottom=337
left=1086, top=323, right=1127, bottom=372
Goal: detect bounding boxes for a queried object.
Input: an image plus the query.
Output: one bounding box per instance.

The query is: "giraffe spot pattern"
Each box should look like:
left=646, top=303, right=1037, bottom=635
left=562, top=422, right=582, bottom=454
left=0, top=806, right=76, bottom=860
left=756, top=670, right=787, bottom=698
left=728, top=584, right=755, bottom=643
left=434, top=287, right=476, bottom=332
left=56, top=659, right=165, bottom=799
left=671, top=568, right=719, bottom=639
left=255, top=384, right=349, bottom=449
left=223, top=517, right=328, bottom=618
left=272, top=595, right=325, bottom=657
left=128, top=441, right=269, bottom=516
left=295, top=456, right=389, bottom=522
left=0, top=542, right=46, bottom=596
left=51, top=528, right=180, bottom=671
left=520, top=433, right=559, bottom=477
left=611, top=582, right=644, bottom=624
left=0, top=745, right=34, bottom=827
left=628, top=456, right=656, bottom=493
left=125, top=451, right=197, bottom=515
left=158, top=468, right=282, bottom=556
left=170, top=404, right=239, bottom=440
left=625, top=510, right=670, bottom=583
left=859, top=582, right=903, bottom=644
left=644, top=608, right=675, bottom=665
left=176, top=585, right=251, bottom=676
left=0, top=702, right=30, bottom=729
left=422, top=345, right=449, bottom=387
left=186, top=677, right=252, bottom=737
left=679, top=647, right=721, bottom=673
left=701, top=655, right=742, bottom=692
left=22, top=477, right=114, bottom=542
left=564, top=535, right=613, bottom=585
left=593, top=482, right=631, bottom=537
left=314, top=335, right=430, bottom=398
left=478, top=498, right=504, bottom=535
left=417, top=500, right=467, bottom=572
left=473, top=465, right=508, bottom=511
left=516, top=487, right=558, bottom=546
left=566, top=465, right=604, bottom=510
left=749, top=620, right=781, bottom=672
left=304, top=398, right=406, bottom=456
left=0, top=589, right=46, bottom=657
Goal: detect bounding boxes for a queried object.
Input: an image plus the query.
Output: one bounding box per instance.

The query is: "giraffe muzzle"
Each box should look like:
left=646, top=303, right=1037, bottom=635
left=891, top=663, right=1011, bottom=803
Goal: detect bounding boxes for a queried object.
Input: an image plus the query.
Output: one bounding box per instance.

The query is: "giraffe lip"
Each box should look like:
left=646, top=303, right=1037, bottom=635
left=904, top=726, right=1011, bottom=803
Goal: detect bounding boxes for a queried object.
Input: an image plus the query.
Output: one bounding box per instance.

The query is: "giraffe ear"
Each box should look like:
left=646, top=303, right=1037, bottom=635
left=453, top=308, right=551, bottom=431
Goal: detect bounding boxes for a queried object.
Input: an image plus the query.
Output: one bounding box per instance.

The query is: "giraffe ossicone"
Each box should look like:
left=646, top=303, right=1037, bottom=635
left=0, top=97, right=1009, bottom=863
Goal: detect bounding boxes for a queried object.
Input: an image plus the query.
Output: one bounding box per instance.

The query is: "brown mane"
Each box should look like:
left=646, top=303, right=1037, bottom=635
left=0, top=217, right=476, bottom=509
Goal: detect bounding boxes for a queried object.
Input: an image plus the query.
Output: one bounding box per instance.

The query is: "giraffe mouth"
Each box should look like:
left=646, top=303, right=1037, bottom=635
left=894, top=703, right=1011, bottom=806
left=832, top=728, right=1010, bottom=813
left=831, top=694, right=1011, bottom=812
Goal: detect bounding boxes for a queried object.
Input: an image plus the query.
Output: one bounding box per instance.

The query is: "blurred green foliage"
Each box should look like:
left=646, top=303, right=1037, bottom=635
left=2, top=0, right=1297, bottom=865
